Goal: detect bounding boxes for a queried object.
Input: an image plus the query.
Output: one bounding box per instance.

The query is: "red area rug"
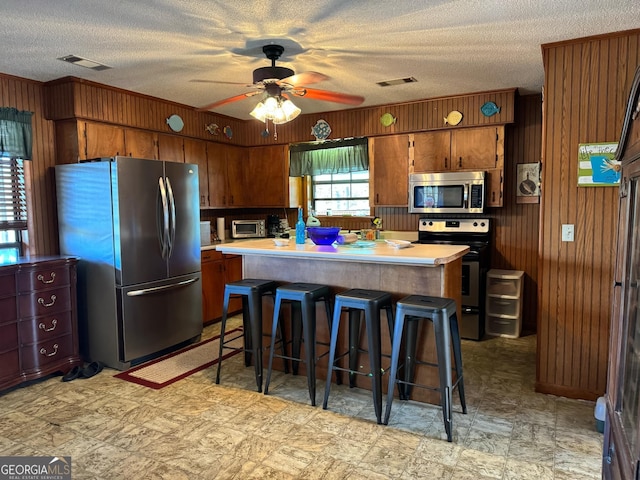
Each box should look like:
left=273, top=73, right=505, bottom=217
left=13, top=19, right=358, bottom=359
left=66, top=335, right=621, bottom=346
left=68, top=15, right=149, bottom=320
left=114, top=328, right=243, bottom=389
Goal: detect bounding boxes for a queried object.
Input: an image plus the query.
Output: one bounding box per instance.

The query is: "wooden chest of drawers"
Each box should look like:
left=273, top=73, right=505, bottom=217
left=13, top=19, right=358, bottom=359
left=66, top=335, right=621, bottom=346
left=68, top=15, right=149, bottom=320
left=0, top=256, right=81, bottom=391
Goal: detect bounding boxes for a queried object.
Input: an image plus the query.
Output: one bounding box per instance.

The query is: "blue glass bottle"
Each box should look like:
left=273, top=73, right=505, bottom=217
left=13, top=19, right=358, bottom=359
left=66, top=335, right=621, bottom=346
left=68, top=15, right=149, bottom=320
left=295, top=206, right=306, bottom=245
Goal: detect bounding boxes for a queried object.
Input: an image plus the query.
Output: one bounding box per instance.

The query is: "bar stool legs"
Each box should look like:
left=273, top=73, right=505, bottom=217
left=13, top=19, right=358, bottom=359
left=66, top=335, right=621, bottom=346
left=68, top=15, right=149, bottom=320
left=383, top=295, right=466, bottom=442
left=215, top=278, right=284, bottom=393
left=264, top=283, right=333, bottom=406
left=323, top=288, right=394, bottom=424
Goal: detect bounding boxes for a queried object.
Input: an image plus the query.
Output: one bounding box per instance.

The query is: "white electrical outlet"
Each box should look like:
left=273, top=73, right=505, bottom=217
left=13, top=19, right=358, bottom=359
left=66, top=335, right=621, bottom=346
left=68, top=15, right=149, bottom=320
left=562, top=224, right=574, bottom=242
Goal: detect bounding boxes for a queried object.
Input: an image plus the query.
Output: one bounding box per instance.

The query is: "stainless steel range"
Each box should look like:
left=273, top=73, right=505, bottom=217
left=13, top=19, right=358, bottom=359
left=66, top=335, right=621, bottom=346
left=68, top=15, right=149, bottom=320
left=418, top=218, right=491, bottom=340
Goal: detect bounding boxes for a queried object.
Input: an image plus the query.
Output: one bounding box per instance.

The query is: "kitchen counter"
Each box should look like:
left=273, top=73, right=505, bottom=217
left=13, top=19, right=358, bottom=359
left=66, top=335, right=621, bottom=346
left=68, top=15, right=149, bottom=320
left=215, top=237, right=467, bottom=405
left=215, top=238, right=468, bottom=265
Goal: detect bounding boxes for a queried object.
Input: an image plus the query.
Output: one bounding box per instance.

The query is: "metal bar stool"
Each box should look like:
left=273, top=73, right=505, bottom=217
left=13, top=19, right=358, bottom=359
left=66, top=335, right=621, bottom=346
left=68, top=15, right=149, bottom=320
left=264, top=282, right=334, bottom=406
left=383, top=295, right=467, bottom=442
left=322, top=288, right=394, bottom=424
left=215, top=278, right=287, bottom=392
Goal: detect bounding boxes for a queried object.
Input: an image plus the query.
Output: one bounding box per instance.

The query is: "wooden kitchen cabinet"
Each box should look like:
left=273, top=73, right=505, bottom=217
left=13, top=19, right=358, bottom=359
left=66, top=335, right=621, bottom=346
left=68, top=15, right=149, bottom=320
left=201, top=250, right=242, bottom=324
left=157, top=134, right=184, bottom=162
left=245, top=145, right=289, bottom=207
left=0, top=257, right=82, bottom=392
left=603, top=67, right=640, bottom=480
left=412, top=126, right=505, bottom=207
left=184, top=139, right=208, bottom=207
left=124, top=128, right=157, bottom=159
left=206, top=143, right=246, bottom=207
left=371, top=134, right=410, bottom=206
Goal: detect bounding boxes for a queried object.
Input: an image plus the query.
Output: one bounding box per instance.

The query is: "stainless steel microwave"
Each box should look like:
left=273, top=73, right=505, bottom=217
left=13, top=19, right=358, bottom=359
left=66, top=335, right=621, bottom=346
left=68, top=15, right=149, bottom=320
left=408, top=171, right=485, bottom=214
left=231, top=219, right=266, bottom=238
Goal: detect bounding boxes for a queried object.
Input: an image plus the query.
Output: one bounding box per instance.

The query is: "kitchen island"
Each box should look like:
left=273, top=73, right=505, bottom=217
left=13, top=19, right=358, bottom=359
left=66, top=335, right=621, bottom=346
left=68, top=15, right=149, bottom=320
left=216, top=238, right=468, bottom=404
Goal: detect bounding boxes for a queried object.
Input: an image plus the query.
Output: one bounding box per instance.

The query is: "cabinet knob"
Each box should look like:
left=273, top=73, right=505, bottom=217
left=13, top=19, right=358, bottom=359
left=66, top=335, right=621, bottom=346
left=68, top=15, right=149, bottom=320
left=458, top=157, right=462, bottom=168
left=492, top=191, right=496, bottom=202
left=444, top=157, right=448, bottom=169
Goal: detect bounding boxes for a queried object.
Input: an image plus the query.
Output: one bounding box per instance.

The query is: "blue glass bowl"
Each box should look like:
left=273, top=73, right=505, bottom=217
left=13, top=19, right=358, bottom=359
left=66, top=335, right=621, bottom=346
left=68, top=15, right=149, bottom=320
left=307, top=227, right=341, bottom=245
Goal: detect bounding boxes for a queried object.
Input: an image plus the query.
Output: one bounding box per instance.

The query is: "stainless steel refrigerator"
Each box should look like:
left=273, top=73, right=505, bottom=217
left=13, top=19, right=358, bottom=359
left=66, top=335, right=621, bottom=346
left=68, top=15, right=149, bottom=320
left=56, top=156, right=202, bottom=370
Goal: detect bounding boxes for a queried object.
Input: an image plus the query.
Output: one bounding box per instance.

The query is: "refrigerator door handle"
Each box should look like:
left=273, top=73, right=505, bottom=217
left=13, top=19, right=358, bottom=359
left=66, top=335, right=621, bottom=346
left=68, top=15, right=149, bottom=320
left=165, top=176, right=176, bottom=258
left=158, top=176, right=170, bottom=259
left=126, top=277, right=198, bottom=297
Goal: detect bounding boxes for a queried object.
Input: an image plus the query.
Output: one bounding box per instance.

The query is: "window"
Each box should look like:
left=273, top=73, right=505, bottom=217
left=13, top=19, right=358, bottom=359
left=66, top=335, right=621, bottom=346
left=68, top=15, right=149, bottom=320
left=0, top=156, right=26, bottom=262
left=311, top=170, right=370, bottom=216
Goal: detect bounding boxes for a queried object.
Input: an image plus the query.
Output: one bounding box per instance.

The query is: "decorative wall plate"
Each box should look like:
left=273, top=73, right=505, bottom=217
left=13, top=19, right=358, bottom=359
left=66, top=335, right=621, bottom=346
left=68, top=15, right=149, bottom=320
left=312, top=119, right=331, bottom=140
left=481, top=101, right=501, bottom=117
left=443, top=110, right=463, bottom=126
left=223, top=125, right=233, bottom=139
left=380, top=113, right=396, bottom=127
left=205, top=123, right=220, bottom=135
left=166, top=114, right=184, bottom=132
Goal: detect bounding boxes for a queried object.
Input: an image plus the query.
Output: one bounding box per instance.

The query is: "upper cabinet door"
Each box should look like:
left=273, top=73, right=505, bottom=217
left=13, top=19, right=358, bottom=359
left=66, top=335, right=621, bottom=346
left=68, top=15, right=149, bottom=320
left=157, top=134, right=184, bottom=163
left=224, top=144, right=247, bottom=207
left=207, top=143, right=229, bottom=207
left=246, top=145, right=288, bottom=207
left=450, top=126, right=501, bottom=170
left=413, top=131, right=451, bottom=171
left=371, top=135, right=410, bottom=206
left=124, top=129, right=157, bottom=159
left=184, top=139, right=208, bottom=207
left=83, top=122, right=125, bottom=160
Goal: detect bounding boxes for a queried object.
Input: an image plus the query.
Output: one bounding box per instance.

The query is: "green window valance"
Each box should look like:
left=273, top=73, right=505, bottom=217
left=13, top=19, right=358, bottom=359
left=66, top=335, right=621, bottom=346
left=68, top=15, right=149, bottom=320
left=0, top=108, right=33, bottom=160
left=289, top=137, right=368, bottom=177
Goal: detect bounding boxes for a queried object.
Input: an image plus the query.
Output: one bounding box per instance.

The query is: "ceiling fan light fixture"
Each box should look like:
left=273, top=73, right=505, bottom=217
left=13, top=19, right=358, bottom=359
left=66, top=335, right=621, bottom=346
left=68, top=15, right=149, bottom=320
left=250, top=95, right=300, bottom=124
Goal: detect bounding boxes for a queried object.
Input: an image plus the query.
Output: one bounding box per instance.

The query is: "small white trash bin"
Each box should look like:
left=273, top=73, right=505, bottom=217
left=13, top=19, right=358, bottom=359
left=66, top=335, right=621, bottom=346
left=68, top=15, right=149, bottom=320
left=595, top=396, right=606, bottom=433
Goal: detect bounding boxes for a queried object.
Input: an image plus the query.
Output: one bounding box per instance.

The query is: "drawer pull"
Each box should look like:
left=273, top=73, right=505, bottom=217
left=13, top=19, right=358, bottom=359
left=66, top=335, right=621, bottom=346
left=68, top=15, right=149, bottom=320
left=40, top=344, right=59, bottom=357
left=37, top=272, right=56, bottom=284
left=38, top=295, right=57, bottom=307
left=39, top=319, right=58, bottom=332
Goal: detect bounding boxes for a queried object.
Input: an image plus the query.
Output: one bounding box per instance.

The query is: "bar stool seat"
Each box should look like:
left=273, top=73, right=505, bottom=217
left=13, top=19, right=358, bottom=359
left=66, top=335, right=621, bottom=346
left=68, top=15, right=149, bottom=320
left=383, top=295, right=466, bottom=442
left=322, top=288, right=394, bottom=424
left=264, top=282, right=334, bottom=406
left=215, top=278, right=286, bottom=393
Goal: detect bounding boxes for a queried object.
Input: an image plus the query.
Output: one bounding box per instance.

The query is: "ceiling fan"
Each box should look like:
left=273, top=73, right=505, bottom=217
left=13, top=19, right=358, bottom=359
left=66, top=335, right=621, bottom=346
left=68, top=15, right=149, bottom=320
left=195, top=44, right=365, bottom=117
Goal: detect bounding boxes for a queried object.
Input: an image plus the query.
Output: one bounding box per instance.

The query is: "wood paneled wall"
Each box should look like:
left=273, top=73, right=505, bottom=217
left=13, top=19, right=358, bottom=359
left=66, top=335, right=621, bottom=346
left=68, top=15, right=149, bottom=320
left=0, top=74, right=58, bottom=255
left=538, top=29, right=640, bottom=400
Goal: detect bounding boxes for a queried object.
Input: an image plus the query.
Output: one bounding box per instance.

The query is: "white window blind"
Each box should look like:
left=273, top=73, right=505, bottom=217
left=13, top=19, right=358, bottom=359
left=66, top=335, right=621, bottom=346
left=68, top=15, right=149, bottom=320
left=0, top=157, right=27, bottom=229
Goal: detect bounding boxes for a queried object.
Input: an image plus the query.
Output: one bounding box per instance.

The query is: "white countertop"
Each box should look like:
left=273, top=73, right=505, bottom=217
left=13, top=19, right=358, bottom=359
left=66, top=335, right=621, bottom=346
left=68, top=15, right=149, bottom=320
left=215, top=238, right=469, bottom=266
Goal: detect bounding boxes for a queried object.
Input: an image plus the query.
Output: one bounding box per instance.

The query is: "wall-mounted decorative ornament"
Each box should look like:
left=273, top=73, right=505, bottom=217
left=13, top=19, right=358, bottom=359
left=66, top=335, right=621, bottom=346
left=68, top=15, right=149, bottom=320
left=443, top=110, right=462, bottom=126
left=223, top=126, right=233, bottom=139
left=480, top=101, right=501, bottom=117
left=312, top=119, right=331, bottom=140
left=205, top=123, right=220, bottom=135
left=380, top=113, right=397, bottom=127
left=166, top=114, right=184, bottom=132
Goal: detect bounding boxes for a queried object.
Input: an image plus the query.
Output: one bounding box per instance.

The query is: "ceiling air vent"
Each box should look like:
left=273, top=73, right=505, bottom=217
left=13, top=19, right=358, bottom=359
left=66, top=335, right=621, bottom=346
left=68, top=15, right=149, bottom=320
left=58, top=55, right=111, bottom=71
left=376, top=77, right=417, bottom=87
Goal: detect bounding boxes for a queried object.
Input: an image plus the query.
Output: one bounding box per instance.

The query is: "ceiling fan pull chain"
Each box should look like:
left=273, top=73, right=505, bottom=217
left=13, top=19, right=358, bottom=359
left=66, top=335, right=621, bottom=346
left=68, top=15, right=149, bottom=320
left=273, top=121, right=278, bottom=141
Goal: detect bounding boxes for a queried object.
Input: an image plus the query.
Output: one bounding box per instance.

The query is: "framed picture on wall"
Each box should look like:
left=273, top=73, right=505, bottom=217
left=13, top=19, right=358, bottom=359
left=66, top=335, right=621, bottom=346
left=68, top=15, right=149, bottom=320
left=516, top=162, right=540, bottom=204
left=577, top=142, right=620, bottom=187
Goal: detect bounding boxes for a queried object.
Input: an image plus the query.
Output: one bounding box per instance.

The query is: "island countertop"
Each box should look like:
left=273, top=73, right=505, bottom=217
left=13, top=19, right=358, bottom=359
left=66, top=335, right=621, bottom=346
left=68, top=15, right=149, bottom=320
left=215, top=238, right=469, bottom=266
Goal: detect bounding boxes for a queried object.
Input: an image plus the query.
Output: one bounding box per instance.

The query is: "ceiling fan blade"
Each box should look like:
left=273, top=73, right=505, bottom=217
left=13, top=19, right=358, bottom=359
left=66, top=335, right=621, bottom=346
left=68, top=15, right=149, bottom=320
left=197, top=90, right=262, bottom=111
left=278, top=71, right=330, bottom=86
left=190, top=79, right=254, bottom=87
left=292, top=87, right=364, bottom=105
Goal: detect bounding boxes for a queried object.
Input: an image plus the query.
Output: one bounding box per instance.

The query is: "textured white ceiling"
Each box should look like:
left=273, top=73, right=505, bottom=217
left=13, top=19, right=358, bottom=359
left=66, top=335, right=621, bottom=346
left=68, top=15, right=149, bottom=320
left=0, top=0, right=639, bottom=120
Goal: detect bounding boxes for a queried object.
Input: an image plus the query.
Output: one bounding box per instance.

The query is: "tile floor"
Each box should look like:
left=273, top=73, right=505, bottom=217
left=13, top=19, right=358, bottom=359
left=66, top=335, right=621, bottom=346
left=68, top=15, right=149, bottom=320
left=0, top=317, right=603, bottom=479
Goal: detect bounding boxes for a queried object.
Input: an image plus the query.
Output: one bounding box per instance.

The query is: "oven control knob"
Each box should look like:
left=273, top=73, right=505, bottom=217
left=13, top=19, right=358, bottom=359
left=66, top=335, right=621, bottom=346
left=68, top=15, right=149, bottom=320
left=480, top=222, right=486, bottom=227
left=473, top=222, right=478, bottom=227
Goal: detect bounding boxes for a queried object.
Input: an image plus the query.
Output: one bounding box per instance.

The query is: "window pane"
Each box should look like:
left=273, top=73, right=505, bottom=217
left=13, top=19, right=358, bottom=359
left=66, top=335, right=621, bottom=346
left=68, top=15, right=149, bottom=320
left=352, top=171, right=369, bottom=180
left=332, top=184, right=351, bottom=198
left=313, top=184, right=332, bottom=199
left=315, top=174, right=332, bottom=182
left=351, top=183, right=369, bottom=197
left=332, top=173, right=350, bottom=181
